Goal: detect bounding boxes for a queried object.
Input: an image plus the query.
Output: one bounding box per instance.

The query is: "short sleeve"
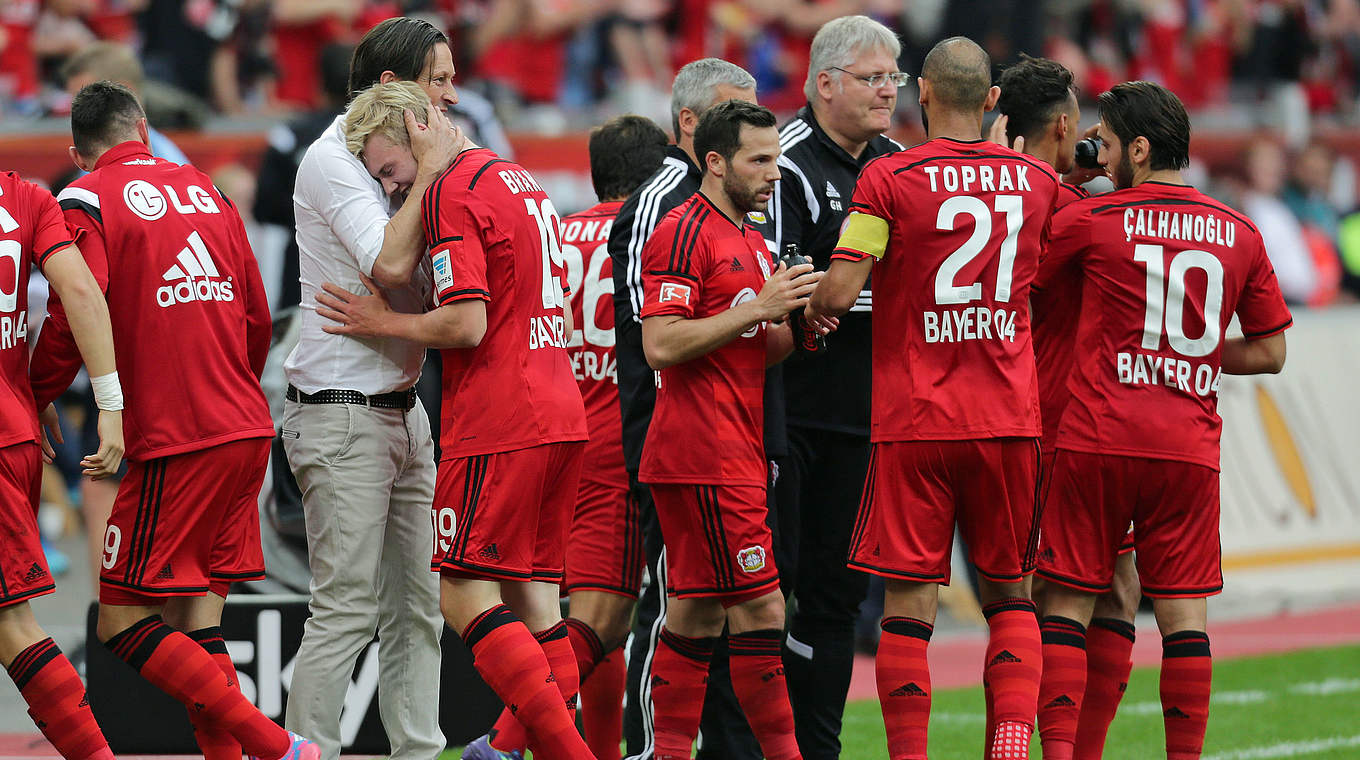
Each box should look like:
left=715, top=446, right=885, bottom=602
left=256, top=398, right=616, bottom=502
left=639, top=218, right=701, bottom=319
left=832, top=160, right=891, bottom=263
left=1034, top=202, right=1089, bottom=292
left=426, top=187, right=490, bottom=305
left=22, top=181, right=74, bottom=268
left=1236, top=234, right=1294, bottom=339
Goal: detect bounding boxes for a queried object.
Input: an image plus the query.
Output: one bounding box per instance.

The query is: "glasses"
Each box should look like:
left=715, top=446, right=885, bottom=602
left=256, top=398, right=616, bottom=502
left=830, top=66, right=910, bottom=89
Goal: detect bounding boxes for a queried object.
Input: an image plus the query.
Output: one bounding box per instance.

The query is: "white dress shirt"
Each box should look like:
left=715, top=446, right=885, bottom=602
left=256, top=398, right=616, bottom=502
left=285, top=115, right=431, bottom=395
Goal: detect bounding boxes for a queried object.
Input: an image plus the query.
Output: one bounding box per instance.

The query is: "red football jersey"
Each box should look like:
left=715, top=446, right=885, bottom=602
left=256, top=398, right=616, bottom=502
left=424, top=148, right=587, bottom=459
left=562, top=200, right=627, bottom=487
left=1036, top=182, right=1293, bottom=470
left=833, top=137, right=1061, bottom=442
left=1032, top=182, right=1091, bottom=451
left=0, top=173, right=73, bottom=449
left=638, top=193, right=774, bottom=488
left=31, top=141, right=273, bottom=461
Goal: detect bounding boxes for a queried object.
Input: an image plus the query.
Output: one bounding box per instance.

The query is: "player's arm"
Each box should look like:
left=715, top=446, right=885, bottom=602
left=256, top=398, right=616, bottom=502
left=32, top=201, right=110, bottom=410
left=315, top=274, right=488, bottom=348
left=807, top=209, right=883, bottom=323
left=766, top=321, right=794, bottom=366
left=40, top=245, right=124, bottom=478
left=642, top=261, right=819, bottom=369
left=1221, top=333, right=1286, bottom=375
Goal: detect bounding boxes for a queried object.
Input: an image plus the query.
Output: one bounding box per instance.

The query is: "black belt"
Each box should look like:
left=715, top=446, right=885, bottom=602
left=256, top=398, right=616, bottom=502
left=286, top=384, right=417, bottom=410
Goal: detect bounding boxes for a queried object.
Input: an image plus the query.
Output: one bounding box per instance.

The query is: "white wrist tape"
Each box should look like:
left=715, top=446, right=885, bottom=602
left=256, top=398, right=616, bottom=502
left=90, top=371, right=124, bottom=411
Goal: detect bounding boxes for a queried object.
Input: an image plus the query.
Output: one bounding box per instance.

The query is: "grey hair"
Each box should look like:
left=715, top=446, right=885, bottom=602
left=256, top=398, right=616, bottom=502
left=804, top=15, right=902, bottom=101
left=671, top=58, right=757, bottom=139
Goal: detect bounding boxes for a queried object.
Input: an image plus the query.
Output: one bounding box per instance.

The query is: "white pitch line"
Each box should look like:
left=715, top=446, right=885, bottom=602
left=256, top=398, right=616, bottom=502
left=1202, top=734, right=1360, bottom=759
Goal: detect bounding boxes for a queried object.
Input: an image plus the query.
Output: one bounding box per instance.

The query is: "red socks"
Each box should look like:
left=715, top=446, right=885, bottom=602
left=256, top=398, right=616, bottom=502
left=982, top=599, right=1041, bottom=759
left=7, top=638, right=114, bottom=760
left=729, top=629, right=802, bottom=760
left=1037, top=616, right=1087, bottom=760
left=103, top=616, right=288, bottom=760
left=876, top=616, right=932, bottom=760
left=1074, top=617, right=1134, bottom=760
left=186, top=628, right=245, bottom=760
left=581, top=646, right=625, bottom=760
left=1161, top=630, right=1211, bottom=760
left=564, top=616, right=607, bottom=683
left=462, top=605, right=594, bottom=760
left=651, top=628, right=715, bottom=760
left=488, top=618, right=594, bottom=754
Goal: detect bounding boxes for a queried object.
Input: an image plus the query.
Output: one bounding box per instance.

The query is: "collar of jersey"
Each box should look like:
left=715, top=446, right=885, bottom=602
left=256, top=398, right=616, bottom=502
left=695, top=190, right=749, bottom=231
left=93, top=140, right=155, bottom=171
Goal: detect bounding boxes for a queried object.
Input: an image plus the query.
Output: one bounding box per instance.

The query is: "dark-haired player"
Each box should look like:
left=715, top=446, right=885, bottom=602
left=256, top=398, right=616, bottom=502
left=32, top=81, right=315, bottom=760
left=1032, top=81, right=1291, bottom=760
left=470, top=114, right=671, bottom=760
left=808, top=36, right=1062, bottom=760
left=993, top=55, right=1140, bottom=759
left=0, top=169, right=120, bottom=760
left=639, top=99, right=820, bottom=760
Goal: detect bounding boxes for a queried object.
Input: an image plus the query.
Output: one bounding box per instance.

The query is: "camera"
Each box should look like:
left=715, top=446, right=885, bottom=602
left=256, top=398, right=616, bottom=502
left=1074, top=137, right=1101, bottom=169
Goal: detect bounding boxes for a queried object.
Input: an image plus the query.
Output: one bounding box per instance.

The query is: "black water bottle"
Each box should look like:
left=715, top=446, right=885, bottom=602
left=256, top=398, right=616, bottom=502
left=779, top=243, right=827, bottom=354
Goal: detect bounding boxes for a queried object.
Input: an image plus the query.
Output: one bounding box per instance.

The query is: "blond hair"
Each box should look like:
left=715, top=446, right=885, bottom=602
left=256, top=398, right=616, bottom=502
left=343, top=80, right=430, bottom=159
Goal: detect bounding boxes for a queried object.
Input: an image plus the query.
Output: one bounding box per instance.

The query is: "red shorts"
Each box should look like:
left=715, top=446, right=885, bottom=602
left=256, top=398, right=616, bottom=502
left=564, top=476, right=643, bottom=597
left=433, top=442, right=584, bottom=582
left=1041, top=448, right=1134, bottom=557
left=1037, top=449, right=1221, bottom=598
left=651, top=483, right=780, bottom=604
left=100, top=438, right=269, bottom=605
left=848, top=439, right=1041, bottom=584
left=0, top=443, right=55, bottom=609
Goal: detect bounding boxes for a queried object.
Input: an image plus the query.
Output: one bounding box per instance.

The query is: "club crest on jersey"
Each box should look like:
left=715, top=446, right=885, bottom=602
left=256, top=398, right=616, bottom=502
left=745, top=211, right=767, bottom=224
left=755, top=252, right=772, bottom=279
left=737, top=545, right=766, bottom=574
left=659, top=282, right=691, bottom=305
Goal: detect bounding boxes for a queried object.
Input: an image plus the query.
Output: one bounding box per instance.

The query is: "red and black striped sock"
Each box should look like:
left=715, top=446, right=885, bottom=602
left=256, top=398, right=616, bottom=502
left=1037, top=616, right=1088, bottom=760
left=487, top=619, right=585, bottom=754
left=729, top=629, right=801, bottom=760
left=581, top=645, right=625, bottom=760
left=461, top=605, right=593, bottom=759
left=564, top=616, right=607, bottom=683
left=1161, top=630, right=1211, bottom=760
left=7, top=638, right=113, bottom=760
left=651, top=628, right=715, bottom=760
left=185, top=628, right=244, bottom=760
left=876, top=616, right=932, bottom=760
left=1074, top=617, right=1134, bottom=760
left=983, top=599, right=1040, bottom=759
left=103, top=616, right=288, bottom=759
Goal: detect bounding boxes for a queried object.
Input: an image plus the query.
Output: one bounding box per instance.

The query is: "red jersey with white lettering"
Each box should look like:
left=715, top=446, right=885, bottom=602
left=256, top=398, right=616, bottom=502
left=638, top=192, right=773, bottom=487
left=563, top=200, right=627, bottom=487
left=832, top=137, right=1060, bottom=442
left=0, top=173, right=73, bottom=449
left=424, top=148, right=587, bottom=459
left=1032, top=182, right=1091, bottom=451
left=1036, top=181, right=1292, bottom=470
left=30, top=142, right=273, bottom=461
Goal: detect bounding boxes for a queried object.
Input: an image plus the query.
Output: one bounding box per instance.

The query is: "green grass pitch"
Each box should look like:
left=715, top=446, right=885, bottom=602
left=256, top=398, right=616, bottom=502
left=448, top=644, right=1360, bottom=759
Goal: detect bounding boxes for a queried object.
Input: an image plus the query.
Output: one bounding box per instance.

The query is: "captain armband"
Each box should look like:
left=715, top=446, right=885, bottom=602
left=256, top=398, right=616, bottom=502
left=836, top=212, right=889, bottom=260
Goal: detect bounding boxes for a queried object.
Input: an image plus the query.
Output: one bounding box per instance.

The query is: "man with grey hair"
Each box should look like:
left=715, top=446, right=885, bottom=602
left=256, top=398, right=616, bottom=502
left=753, top=14, right=906, bottom=760
left=607, top=58, right=771, bottom=760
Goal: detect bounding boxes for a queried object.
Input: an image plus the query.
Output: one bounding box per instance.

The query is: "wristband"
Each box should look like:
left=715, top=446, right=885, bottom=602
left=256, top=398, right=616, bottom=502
left=90, top=371, right=124, bottom=412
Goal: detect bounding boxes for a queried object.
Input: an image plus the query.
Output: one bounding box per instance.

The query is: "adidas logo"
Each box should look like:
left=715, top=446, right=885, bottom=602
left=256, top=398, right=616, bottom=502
left=760, top=666, right=785, bottom=682
left=729, top=256, right=745, bottom=272
left=507, top=702, right=519, bottom=715
left=156, top=563, right=175, bottom=580
left=888, top=682, right=928, bottom=698
left=650, top=675, right=670, bottom=688
left=545, top=673, right=556, bottom=683
left=1118, top=682, right=1128, bottom=693
left=824, top=180, right=841, bottom=199
left=77, top=695, right=89, bottom=708
left=156, top=231, right=235, bottom=308
left=989, top=650, right=1022, bottom=666
left=478, top=543, right=501, bottom=561
left=23, top=563, right=47, bottom=583
left=1045, top=695, right=1077, bottom=708
left=1038, top=546, right=1056, bottom=563
left=1164, top=706, right=1191, bottom=719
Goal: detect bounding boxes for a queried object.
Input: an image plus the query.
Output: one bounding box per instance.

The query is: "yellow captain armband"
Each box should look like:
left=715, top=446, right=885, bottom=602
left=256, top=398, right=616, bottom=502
left=837, top=212, right=890, bottom=260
